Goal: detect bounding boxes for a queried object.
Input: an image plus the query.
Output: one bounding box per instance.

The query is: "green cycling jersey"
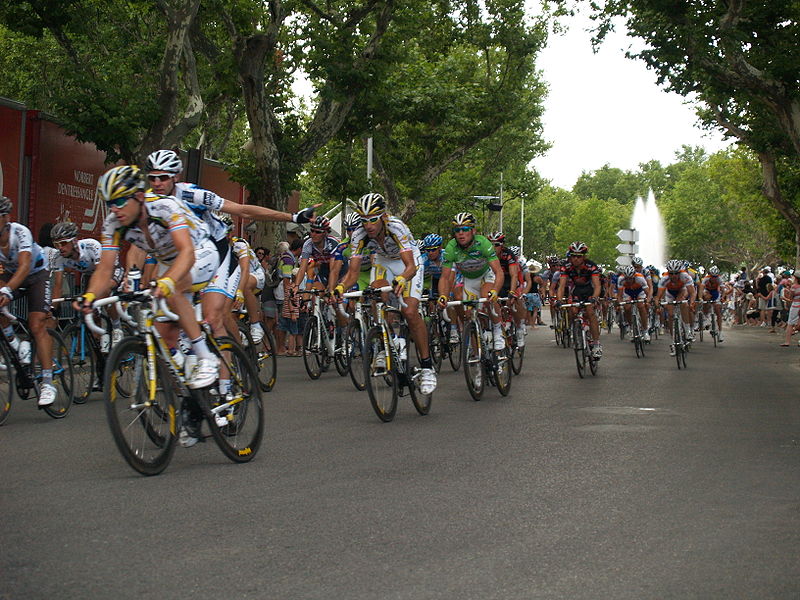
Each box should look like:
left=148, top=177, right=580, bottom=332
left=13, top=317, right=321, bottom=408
left=442, top=234, right=497, bottom=279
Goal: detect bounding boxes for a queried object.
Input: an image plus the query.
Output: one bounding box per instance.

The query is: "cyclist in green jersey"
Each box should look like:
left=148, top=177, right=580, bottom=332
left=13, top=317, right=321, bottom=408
left=436, top=212, right=506, bottom=350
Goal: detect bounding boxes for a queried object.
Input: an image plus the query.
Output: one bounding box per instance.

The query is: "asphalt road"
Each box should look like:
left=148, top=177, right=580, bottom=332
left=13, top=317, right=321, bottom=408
left=2, top=321, right=799, bottom=599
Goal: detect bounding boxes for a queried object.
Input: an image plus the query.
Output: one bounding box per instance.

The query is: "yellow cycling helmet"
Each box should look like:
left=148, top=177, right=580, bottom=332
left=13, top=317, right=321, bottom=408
left=97, top=165, right=146, bottom=202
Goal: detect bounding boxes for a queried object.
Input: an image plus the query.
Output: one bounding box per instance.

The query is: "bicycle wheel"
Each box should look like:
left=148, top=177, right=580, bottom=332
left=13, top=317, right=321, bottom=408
left=561, top=313, right=570, bottom=348
left=346, top=320, right=366, bottom=391
left=697, top=312, right=704, bottom=342
left=104, top=337, right=178, bottom=475
left=406, top=334, right=432, bottom=416
left=63, top=322, right=97, bottom=404
left=674, top=318, right=684, bottom=370
left=202, top=337, right=264, bottom=463
left=0, top=342, right=14, bottom=426
left=448, top=327, right=462, bottom=371
left=302, top=316, right=323, bottom=379
left=363, top=326, right=398, bottom=422
left=427, top=318, right=443, bottom=373
left=711, top=314, right=718, bottom=348
left=588, top=342, right=599, bottom=376
left=633, top=315, right=643, bottom=358
left=254, top=328, right=277, bottom=392
left=572, top=320, right=585, bottom=378
left=462, top=321, right=485, bottom=401
left=507, top=317, right=524, bottom=375
left=39, top=329, right=74, bottom=419
left=333, top=325, right=349, bottom=376
left=493, top=347, right=512, bottom=396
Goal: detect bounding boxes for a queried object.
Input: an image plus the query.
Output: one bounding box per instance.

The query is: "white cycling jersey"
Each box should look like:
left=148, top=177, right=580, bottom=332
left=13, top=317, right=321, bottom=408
left=173, top=182, right=228, bottom=242
left=349, top=217, right=420, bottom=262
left=232, top=237, right=262, bottom=275
left=101, top=193, right=211, bottom=264
left=0, top=222, right=47, bottom=275
left=52, top=239, right=101, bottom=273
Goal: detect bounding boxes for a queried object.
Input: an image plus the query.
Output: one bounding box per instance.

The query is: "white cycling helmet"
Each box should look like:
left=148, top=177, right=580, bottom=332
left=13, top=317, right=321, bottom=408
left=146, top=149, right=183, bottom=174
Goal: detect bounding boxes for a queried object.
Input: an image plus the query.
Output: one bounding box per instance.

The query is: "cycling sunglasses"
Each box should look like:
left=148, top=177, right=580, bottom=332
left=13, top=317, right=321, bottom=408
left=54, top=238, right=76, bottom=248
left=147, top=174, right=173, bottom=182
left=106, top=195, right=134, bottom=209
left=452, top=226, right=473, bottom=233
left=360, top=214, right=383, bottom=224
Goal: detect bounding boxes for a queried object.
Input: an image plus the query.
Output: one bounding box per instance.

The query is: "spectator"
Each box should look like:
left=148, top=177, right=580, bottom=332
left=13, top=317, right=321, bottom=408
left=756, top=268, right=772, bottom=326
left=257, top=245, right=279, bottom=337
left=276, top=239, right=303, bottom=355
left=781, top=272, right=800, bottom=346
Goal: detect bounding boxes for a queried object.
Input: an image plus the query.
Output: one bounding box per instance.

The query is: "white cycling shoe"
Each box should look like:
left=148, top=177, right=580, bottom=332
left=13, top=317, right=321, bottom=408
left=419, top=368, right=437, bottom=395
left=187, top=356, right=220, bottom=389
left=38, top=383, right=57, bottom=407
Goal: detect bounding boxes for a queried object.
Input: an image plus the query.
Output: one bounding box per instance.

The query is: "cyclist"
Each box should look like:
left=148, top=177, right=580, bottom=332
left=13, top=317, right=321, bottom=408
left=436, top=212, right=506, bottom=351
left=50, top=221, right=126, bottom=343
left=0, top=195, right=57, bottom=406
left=699, top=265, right=725, bottom=342
left=631, top=256, right=651, bottom=295
left=215, top=213, right=267, bottom=344
left=486, top=233, right=524, bottom=348
left=329, top=213, right=370, bottom=293
left=542, top=255, right=561, bottom=326
left=556, top=241, right=603, bottom=359
left=421, top=233, right=444, bottom=299
left=79, top=165, right=220, bottom=445
left=295, top=216, right=339, bottom=289
left=654, top=259, right=697, bottom=355
left=616, top=266, right=652, bottom=342
left=335, top=193, right=436, bottom=395
left=144, top=149, right=315, bottom=355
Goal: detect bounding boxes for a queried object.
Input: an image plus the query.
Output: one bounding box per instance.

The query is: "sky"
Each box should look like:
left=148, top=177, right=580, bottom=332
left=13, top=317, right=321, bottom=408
left=531, top=13, right=732, bottom=189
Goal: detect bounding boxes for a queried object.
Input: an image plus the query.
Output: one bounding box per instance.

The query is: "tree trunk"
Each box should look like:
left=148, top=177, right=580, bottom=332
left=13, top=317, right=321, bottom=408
left=757, top=150, right=800, bottom=269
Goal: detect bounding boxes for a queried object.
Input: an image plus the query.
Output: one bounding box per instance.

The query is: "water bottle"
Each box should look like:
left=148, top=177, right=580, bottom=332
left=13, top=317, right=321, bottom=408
left=18, top=340, right=31, bottom=365
left=128, top=265, right=142, bottom=292
left=483, top=330, right=493, bottom=347
left=100, top=332, right=110, bottom=353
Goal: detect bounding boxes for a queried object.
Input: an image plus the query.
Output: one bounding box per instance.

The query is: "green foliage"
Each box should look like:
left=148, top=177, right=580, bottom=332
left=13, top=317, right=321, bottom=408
left=572, top=164, right=640, bottom=204
left=554, top=195, right=628, bottom=266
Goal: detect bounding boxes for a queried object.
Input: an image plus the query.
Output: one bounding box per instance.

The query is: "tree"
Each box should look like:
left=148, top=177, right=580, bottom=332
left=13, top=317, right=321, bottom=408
left=553, top=195, right=628, bottom=266
left=0, top=0, right=208, bottom=163
left=584, top=0, right=800, bottom=265
left=572, top=164, right=640, bottom=204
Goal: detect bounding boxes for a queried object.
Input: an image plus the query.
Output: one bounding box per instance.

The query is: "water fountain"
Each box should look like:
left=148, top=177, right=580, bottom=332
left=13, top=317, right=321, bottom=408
left=630, top=188, right=667, bottom=272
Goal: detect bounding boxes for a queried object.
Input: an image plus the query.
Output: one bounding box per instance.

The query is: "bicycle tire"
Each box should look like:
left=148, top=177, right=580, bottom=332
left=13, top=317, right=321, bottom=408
left=711, top=314, right=718, bottom=348
left=448, top=329, right=462, bottom=371
left=346, top=320, right=366, bottom=391
left=0, top=342, right=14, bottom=425
left=573, top=320, right=586, bottom=378
left=63, top=322, right=97, bottom=404
left=427, top=318, right=443, bottom=374
left=406, top=334, right=432, bottom=416
left=39, top=329, right=74, bottom=419
left=674, top=318, right=684, bottom=370
left=462, top=321, right=484, bottom=401
left=104, top=337, right=177, bottom=476
left=493, top=347, right=512, bottom=396
left=633, top=314, right=643, bottom=358
left=255, top=328, right=277, bottom=392
left=588, top=345, right=598, bottom=376
left=697, top=312, right=704, bottom=342
left=364, top=326, right=398, bottom=422
left=202, top=337, right=264, bottom=463
left=510, top=343, right=524, bottom=375
left=302, top=316, right=323, bottom=379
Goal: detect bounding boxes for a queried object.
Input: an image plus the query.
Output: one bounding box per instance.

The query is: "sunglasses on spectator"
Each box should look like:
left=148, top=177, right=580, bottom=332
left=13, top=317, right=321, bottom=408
left=360, top=215, right=383, bottom=224
left=106, top=196, right=134, bottom=209
left=147, top=174, right=173, bottom=182
left=54, top=238, right=76, bottom=248
left=452, top=226, right=473, bottom=233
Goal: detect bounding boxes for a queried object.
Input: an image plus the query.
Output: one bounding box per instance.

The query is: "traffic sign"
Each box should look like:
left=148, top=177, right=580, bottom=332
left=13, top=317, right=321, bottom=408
left=616, top=255, right=633, bottom=266
left=616, top=242, right=640, bottom=254
left=616, top=229, right=639, bottom=242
